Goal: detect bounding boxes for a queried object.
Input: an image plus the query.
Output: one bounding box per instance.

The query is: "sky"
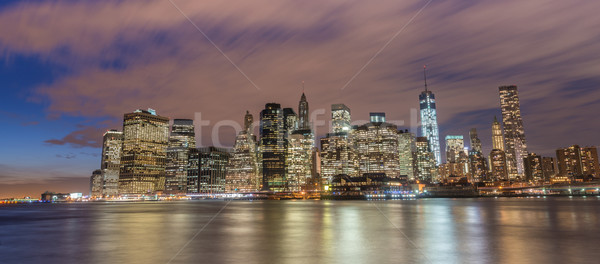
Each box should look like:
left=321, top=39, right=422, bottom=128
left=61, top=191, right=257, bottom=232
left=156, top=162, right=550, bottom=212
left=1, top=0, right=599, bottom=198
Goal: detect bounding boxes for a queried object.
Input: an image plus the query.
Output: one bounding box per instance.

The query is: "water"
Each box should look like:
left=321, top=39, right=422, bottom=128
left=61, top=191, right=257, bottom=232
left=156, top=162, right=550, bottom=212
left=1, top=197, right=600, bottom=264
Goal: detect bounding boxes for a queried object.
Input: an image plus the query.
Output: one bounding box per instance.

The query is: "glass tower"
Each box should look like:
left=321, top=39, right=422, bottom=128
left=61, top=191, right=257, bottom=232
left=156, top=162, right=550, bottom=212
left=165, top=119, right=195, bottom=194
left=419, top=67, right=442, bottom=165
left=260, top=103, right=286, bottom=192
left=101, top=129, right=122, bottom=197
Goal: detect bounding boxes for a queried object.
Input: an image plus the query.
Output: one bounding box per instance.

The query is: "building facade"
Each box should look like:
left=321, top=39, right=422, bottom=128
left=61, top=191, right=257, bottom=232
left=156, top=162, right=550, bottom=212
left=119, top=109, right=169, bottom=194
left=489, top=149, right=508, bottom=181
left=523, top=153, right=543, bottom=182
left=100, top=129, right=122, bottom=197
left=188, top=147, right=230, bottom=194
left=419, top=71, right=442, bottom=165
left=415, top=137, right=436, bottom=182
left=499, top=85, right=528, bottom=178
left=260, top=103, right=287, bottom=192
left=165, top=119, right=196, bottom=194
left=398, top=130, right=416, bottom=180
left=350, top=114, right=400, bottom=178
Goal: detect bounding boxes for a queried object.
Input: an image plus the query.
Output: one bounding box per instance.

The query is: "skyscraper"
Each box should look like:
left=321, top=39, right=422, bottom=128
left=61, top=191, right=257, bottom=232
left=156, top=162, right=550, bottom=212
left=556, top=145, right=600, bottom=179
left=188, top=147, right=230, bottom=194
left=415, top=137, right=436, bottom=182
left=499, top=85, right=528, bottom=178
left=298, top=92, right=309, bottom=130
left=445, top=135, right=465, bottom=163
left=398, top=130, right=416, bottom=180
left=351, top=114, right=400, bottom=178
left=165, top=119, right=196, bottom=194
left=260, top=103, right=286, bottom=192
left=489, top=149, right=508, bottom=181
left=492, top=116, right=505, bottom=151
left=541, top=157, right=556, bottom=181
left=469, top=128, right=482, bottom=154
left=119, top=109, right=169, bottom=194
left=90, top=169, right=103, bottom=197
left=286, top=130, right=314, bottom=191
left=419, top=67, right=442, bottom=165
left=226, top=112, right=259, bottom=193
left=100, top=129, right=122, bottom=197
left=580, top=147, right=599, bottom=178
left=331, top=104, right=351, bottom=134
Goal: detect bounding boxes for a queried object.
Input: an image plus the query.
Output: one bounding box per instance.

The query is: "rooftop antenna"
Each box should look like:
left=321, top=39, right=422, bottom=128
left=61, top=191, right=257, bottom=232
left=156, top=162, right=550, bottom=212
left=423, top=65, right=428, bottom=92
left=302, top=80, right=305, bottom=93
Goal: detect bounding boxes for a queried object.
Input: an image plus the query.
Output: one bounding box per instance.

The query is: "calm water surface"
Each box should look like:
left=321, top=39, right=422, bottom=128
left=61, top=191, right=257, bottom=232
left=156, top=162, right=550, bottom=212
left=1, top=198, right=600, bottom=264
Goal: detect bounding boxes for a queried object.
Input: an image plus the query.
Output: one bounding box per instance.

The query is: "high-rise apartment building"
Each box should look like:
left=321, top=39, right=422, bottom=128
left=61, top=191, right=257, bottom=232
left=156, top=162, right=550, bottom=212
left=100, top=129, right=122, bottom=197
left=119, top=109, right=169, bottom=194
left=580, top=147, right=600, bottom=178
left=419, top=67, right=442, bottom=165
left=499, top=85, right=528, bottom=178
left=260, top=103, right=287, bottom=192
left=557, top=145, right=600, bottom=179
left=541, top=157, right=556, bottom=181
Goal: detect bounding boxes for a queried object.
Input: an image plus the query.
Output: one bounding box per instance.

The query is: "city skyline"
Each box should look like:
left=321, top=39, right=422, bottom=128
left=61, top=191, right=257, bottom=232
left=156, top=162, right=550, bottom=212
left=1, top=0, right=600, bottom=198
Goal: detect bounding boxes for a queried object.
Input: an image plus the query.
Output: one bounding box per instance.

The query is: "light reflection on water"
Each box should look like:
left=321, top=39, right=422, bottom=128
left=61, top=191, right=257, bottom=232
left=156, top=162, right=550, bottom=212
left=1, top=198, right=600, bottom=264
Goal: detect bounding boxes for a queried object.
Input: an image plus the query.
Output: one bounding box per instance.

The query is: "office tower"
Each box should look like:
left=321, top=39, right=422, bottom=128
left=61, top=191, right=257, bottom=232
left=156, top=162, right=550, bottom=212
left=320, top=133, right=357, bottom=184
left=260, top=103, right=286, bottom=192
left=445, top=135, right=466, bottom=163
left=541, top=157, right=556, bottom=181
left=419, top=67, right=442, bottom=165
left=580, top=147, right=599, bottom=178
left=90, top=169, right=103, bottom=197
left=332, top=104, right=351, bottom=134
left=226, top=112, right=259, bottom=193
left=188, top=147, right=230, bottom=194
left=499, top=85, right=528, bottom=178
left=523, top=153, right=543, bottom=182
left=398, top=130, right=416, bottom=180
left=286, top=129, right=314, bottom=191
left=298, top=92, right=309, bottom=130
left=469, top=151, right=487, bottom=182
left=489, top=149, right=508, bottom=181
left=119, top=109, right=169, bottom=194
left=283, top=108, right=298, bottom=134
left=351, top=114, right=400, bottom=178
left=244, top=110, right=254, bottom=134
left=492, top=116, right=505, bottom=151
left=100, top=130, right=123, bottom=197
left=165, top=119, right=196, bottom=194
left=310, top=147, right=321, bottom=190
left=415, top=137, right=436, bottom=182
left=556, top=145, right=582, bottom=178
left=469, top=128, right=482, bottom=154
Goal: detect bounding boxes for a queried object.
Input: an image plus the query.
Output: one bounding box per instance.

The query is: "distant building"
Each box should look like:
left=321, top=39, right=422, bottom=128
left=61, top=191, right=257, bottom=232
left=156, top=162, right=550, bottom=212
left=489, top=149, right=508, bottom=181
left=398, top=130, right=416, bottom=180
left=286, top=129, right=314, bottom=191
left=321, top=132, right=357, bottom=185
left=101, top=130, right=122, bottom=197
left=415, top=137, right=436, bottom=182
left=260, top=103, right=286, bottom=192
left=523, top=153, right=543, bottom=182
left=90, top=169, right=103, bottom=197
left=439, top=162, right=467, bottom=180
left=499, top=85, right=528, bottom=178
left=298, top=92, right=310, bottom=130
left=188, top=147, right=230, bottom=194
left=491, top=116, right=505, bottom=151
left=469, top=151, right=487, bottom=183
left=419, top=67, right=442, bottom=165
left=119, top=109, right=169, bottom=194
left=556, top=145, right=600, bottom=179
left=165, top=119, right=196, bottom=194
left=469, top=128, right=483, bottom=154
left=445, top=135, right=466, bottom=163
left=226, top=111, right=259, bottom=193
left=331, top=104, right=351, bottom=134
left=541, top=157, right=556, bottom=181
left=350, top=114, right=400, bottom=178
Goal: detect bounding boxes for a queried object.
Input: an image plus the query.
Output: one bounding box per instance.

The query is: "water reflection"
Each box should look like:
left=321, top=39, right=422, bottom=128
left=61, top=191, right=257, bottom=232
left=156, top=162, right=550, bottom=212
left=1, top=198, right=600, bottom=263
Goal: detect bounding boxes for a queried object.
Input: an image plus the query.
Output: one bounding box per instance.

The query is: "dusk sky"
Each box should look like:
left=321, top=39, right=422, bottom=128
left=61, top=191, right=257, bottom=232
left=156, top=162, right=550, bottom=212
left=1, top=0, right=599, bottom=198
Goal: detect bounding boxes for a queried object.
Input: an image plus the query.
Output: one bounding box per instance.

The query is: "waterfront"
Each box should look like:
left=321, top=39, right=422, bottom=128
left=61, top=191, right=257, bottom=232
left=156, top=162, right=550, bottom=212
left=1, top=198, right=600, bottom=264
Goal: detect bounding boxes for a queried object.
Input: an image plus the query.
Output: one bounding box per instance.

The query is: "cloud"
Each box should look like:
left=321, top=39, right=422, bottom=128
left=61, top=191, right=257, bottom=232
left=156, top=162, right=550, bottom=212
left=55, top=153, right=77, bottom=159
left=0, top=0, right=598, bottom=156
left=44, top=125, right=105, bottom=148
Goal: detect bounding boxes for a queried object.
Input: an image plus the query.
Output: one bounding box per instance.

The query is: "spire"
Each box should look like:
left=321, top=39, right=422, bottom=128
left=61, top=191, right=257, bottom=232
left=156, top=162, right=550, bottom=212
left=494, top=115, right=498, bottom=123
left=302, top=80, right=305, bottom=93
left=423, top=65, right=428, bottom=92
